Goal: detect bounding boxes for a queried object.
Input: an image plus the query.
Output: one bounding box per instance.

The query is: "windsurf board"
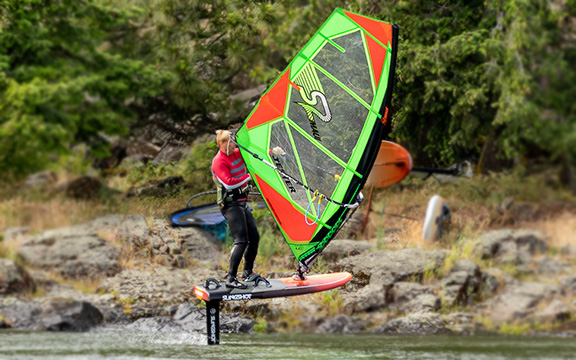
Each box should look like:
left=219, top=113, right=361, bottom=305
left=193, top=272, right=352, bottom=302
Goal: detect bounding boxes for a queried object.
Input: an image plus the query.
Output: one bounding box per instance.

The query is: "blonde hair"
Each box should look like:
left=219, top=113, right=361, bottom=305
left=215, top=130, right=231, bottom=144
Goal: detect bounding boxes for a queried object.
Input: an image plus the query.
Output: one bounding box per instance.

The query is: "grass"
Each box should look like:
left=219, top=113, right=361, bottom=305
left=0, top=241, right=23, bottom=265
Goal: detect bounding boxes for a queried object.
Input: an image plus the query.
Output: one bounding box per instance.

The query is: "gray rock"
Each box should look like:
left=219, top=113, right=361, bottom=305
left=372, top=312, right=451, bottom=335
left=334, top=211, right=366, bottom=240
left=442, top=260, right=482, bottom=306
left=322, top=239, right=373, bottom=263
left=127, top=176, right=185, bottom=198
left=316, top=315, right=368, bottom=334
left=535, top=257, right=569, bottom=274
left=0, top=259, right=35, bottom=295
left=560, top=275, right=576, bottom=293
left=481, top=271, right=500, bottom=294
left=335, top=248, right=446, bottom=287
left=98, top=267, right=220, bottom=309
left=445, top=312, right=474, bottom=325
left=116, top=215, right=152, bottom=247
left=18, top=235, right=121, bottom=279
left=474, top=229, right=515, bottom=259
left=122, top=304, right=207, bottom=333
left=0, top=299, right=43, bottom=329
left=172, top=227, right=222, bottom=265
left=474, top=229, right=547, bottom=265
left=220, top=313, right=257, bottom=334
left=390, top=282, right=434, bottom=310
left=404, top=294, right=441, bottom=313
left=154, top=145, right=186, bottom=163
left=53, top=176, right=103, bottom=200
left=444, top=312, right=476, bottom=333
left=230, top=85, right=266, bottom=102
left=121, top=154, right=153, bottom=166
left=20, top=171, right=57, bottom=191
left=479, top=281, right=562, bottom=324
left=3, top=227, right=30, bottom=242
left=126, top=138, right=161, bottom=157
left=40, top=301, right=103, bottom=332
left=533, top=299, right=571, bottom=323
left=341, top=284, right=387, bottom=313
left=560, top=245, right=576, bottom=257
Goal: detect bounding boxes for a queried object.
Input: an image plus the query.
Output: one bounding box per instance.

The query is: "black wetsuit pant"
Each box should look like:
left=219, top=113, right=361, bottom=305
left=221, top=201, right=260, bottom=280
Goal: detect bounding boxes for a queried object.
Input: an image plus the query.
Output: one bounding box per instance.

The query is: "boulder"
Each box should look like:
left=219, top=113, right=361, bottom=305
left=115, top=215, right=152, bottom=247
left=442, top=260, right=482, bottom=306
left=322, top=239, right=373, bottom=263
left=121, top=154, right=153, bottom=166
left=444, top=312, right=476, bottom=333
left=533, top=299, right=571, bottom=323
left=126, top=138, right=161, bottom=157
left=316, top=315, right=368, bottom=334
left=154, top=145, right=187, bottom=163
left=0, top=259, right=35, bottom=295
left=340, top=284, right=387, bottom=313
left=126, top=176, right=185, bottom=198
left=0, top=299, right=43, bottom=329
left=371, top=312, right=451, bottom=334
left=19, top=171, right=57, bottom=191
left=334, top=248, right=446, bottom=287
left=97, top=266, right=220, bottom=311
left=94, top=140, right=128, bottom=170
left=473, top=229, right=547, bottom=265
left=535, top=257, right=570, bottom=274
left=390, top=282, right=434, bottom=311
left=220, top=313, right=257, bottom=334
left=18, top=234, right=121, bottom=280
left=405, top=294, right=442, bottom=313
left=53, top=176, right=103, bottom=200
left=560, top=245, right=576, bottom=257
left=40, top=300, right=103, bottom=332
left=478, top=281, right=562, bottom=324
left=3, top=227, right=30, bottom=242
left=560, top=275, right=576, bottom=294
left=334, top=211, right=366, bottom=240
left=171, top=227, right=222, bottom=265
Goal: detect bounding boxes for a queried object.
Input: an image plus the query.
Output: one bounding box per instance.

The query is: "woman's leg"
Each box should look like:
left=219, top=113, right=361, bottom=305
left=242, top=207, right=260, bottom=275
left=222, top=203, right=249, bottom=280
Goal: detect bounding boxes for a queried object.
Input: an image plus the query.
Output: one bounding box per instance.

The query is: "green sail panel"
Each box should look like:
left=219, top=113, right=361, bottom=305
left=237, top=8, right=399, bottom=271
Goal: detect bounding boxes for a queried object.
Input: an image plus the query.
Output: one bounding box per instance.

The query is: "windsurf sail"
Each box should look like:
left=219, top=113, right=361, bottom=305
left=235, top=8, right=399, bottom=273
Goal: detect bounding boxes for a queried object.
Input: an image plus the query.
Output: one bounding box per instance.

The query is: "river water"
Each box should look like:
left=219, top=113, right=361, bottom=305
left=1, top=329, right=575, bottom=359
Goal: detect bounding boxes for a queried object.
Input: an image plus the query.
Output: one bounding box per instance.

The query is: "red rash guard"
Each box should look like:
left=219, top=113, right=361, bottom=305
left=211, top=148, right=250, bottom=204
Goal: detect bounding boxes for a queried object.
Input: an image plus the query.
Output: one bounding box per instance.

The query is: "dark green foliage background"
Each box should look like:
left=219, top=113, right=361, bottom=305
left=1, top=0, right=574, bottom=180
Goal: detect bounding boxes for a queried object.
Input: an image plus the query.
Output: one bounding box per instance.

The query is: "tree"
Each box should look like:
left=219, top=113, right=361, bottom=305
left=0, top=0, right=170, bottom=179
left=137, top=0, right=290, bottom=142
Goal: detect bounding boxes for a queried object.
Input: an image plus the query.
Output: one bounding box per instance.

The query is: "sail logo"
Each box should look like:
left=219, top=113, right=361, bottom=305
left=296, top=90, right=332, bottom=142
left=272, top=155, right=296, bottom=193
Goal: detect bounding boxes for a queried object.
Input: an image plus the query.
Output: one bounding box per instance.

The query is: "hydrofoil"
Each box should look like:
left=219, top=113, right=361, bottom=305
left=193, top=272, right=351, bottom=345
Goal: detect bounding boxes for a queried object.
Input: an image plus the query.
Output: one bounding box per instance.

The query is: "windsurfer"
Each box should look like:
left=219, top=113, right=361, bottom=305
left=212, top=130, right=262, bottom=289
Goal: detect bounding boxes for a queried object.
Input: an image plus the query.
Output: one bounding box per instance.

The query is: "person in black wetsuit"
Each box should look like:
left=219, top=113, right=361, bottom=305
left=211, top=130, right=263, bottom=289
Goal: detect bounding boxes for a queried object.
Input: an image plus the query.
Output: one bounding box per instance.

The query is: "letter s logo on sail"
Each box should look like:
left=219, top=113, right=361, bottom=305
left=297, top=90, right=332, bottom=123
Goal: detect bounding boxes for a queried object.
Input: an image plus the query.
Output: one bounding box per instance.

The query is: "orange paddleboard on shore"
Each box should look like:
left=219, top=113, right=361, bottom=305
left=365, top=141, right=413, bottom=188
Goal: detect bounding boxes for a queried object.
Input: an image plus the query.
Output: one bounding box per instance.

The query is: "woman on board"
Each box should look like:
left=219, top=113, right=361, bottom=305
left=212, top=129, right=262, bottom=289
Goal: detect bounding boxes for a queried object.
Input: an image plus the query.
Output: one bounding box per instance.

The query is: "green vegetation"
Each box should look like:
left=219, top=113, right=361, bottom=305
left=0, top=0, right=171, bottom=178
left=0, top=0, right=573, bottom=185
left=253, top=318, right=269, bottom=334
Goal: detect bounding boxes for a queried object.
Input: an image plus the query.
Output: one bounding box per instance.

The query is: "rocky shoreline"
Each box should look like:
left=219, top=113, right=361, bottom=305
left=1, top=215, right=575, bottom=337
